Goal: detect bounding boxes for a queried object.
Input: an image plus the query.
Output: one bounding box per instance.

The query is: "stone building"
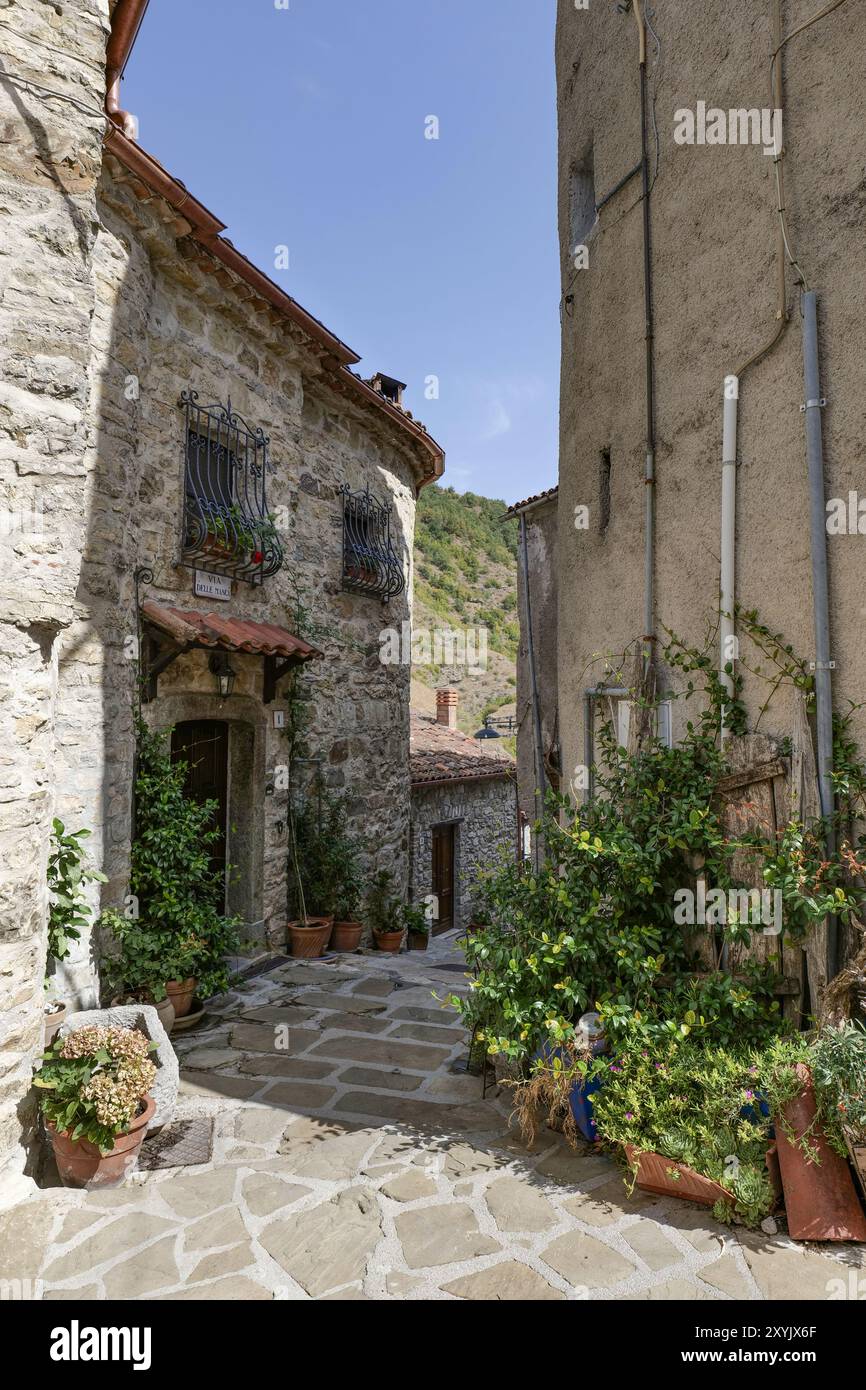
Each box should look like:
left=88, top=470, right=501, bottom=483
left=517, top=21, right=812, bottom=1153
left=515, top=2, right=866, bottom=1004
left=506, top=488, right=559, bottom=852
left=0, top=0, right=443, bottom=1194
left=410, top=691, right=516, bottom=933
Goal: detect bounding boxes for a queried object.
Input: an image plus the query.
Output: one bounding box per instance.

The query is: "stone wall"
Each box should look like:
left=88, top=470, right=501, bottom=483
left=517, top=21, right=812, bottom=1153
left=0, top=3, right=434, bottom=1190
left=555, top=1, right=866, bottom=807
left=0, top=0, right=110, bottom=1195
left=410, top=777, right=516, bottom=931
left=51, top=161, right=424, bottom=975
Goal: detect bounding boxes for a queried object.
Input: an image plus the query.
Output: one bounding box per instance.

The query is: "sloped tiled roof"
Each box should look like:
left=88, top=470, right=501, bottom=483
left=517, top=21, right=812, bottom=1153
left=505, top=486, right=559, bottom=516
left=142, top=600, right=321, bottom=661
left=410, top=712, right=514, bottom=788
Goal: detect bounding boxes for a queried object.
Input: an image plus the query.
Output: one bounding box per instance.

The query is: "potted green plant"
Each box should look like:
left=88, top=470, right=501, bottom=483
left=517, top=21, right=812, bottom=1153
left=403, top=902, right=430, bottom=951
left=34, top=1024, right=157, bottom=1189
left=287, top=800, right=337, bottom=958
left=811, top=1020, right=866, bottom=1200
left=317, top=797, right=366, bottom=952
left=45, top=820, right=107, bottom=1044
left=367, top=871, right=405, bottom=953
left=587, top=1040, right=788, bottom=1227
left=767, top=1052, right=866, bottom=1243
left=109, top=720, right=242, bottom=1012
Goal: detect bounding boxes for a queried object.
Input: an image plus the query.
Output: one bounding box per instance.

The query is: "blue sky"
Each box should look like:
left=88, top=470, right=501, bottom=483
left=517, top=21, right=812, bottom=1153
left=123, top=0, right=559, bottom=506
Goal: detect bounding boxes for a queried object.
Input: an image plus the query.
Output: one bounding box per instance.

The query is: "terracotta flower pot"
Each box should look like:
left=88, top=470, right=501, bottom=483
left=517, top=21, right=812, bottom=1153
left=407, top=931, right=429, bottom=951
left=111, top=993, right=175, bottom=1035
left=164, top=977, right=197, bottom=1018
left=330, top=920, right=364, bottom=953
left=775, top=1064, right=866, bottom=1242
left=46, top=1095, right=156, bottom=1190
left=374, top=929, right=404, bottom=953
left=43, top=1001, right=67, bottom=1049
left=625, top=1144, right=735, bottom=1207
left=288, top=917, right=334, bottom=959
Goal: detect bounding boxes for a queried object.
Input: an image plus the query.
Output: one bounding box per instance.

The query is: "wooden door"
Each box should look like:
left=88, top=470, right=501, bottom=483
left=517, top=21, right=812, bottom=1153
left=171, top=720, right=229, bottom=906
left=431, top=824, right=455, bottom=935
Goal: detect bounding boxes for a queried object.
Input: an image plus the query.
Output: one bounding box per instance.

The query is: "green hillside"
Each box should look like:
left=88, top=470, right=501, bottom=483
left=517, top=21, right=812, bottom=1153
left=412, top=485, right=519, bottom=733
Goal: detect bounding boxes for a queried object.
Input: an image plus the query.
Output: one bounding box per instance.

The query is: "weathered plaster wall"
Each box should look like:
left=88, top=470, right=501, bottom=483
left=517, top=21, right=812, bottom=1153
left=556, top=1, right=866, bottom=806
left=410, top=777, right=516, bottom=930
left=515, top=500, right=559, bottom=828
left=0, top=0, right=110, bottom=1194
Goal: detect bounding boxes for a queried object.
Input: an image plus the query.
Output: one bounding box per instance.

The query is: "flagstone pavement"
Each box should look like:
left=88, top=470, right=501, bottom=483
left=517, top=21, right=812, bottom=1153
left=2, top=932, right=864, bottom=1302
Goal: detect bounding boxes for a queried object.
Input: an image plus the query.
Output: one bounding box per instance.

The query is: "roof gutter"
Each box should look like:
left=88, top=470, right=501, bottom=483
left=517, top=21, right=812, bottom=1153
left=106, top=0, right=151, bottom=137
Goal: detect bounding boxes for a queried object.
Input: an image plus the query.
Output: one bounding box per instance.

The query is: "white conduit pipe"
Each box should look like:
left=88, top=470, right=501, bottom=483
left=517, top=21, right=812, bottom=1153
left=720, top=377, right=739, bottom=739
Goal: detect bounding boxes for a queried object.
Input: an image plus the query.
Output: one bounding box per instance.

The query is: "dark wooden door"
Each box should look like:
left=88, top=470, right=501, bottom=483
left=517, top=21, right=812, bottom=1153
left=171, top=720, right=229, bottom=906
left=431, top=824, right=455, bottom=935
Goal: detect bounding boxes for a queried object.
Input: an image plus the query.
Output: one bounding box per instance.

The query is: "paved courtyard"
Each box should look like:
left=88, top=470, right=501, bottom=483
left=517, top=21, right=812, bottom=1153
left=2, top=933, right=864, bottom=1301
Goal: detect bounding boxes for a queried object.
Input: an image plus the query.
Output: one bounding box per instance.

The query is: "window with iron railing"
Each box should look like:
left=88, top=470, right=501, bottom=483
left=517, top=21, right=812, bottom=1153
left=340, top=484, right=404, bottom=602
left=180, top=391, right=283, bottom=585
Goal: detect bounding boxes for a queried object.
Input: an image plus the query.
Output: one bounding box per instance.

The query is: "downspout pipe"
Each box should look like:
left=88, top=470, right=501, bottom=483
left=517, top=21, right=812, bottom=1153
left=719, top=382, right=739, bottom=735
left=633, top=0, right=656, bottom=671
left=105, top=0, right=151, bottom=138
left=519, top=513, right=547, bottom=870
left=801, top=290, right=838, bottom=980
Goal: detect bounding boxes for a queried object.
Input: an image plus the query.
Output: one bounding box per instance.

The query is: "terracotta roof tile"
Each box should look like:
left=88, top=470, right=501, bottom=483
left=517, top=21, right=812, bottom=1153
left=410, top=712, right=514, bottom=788
left=142, top=600, right=320, bottom=661
left=505, top=486, right=559, bottom=516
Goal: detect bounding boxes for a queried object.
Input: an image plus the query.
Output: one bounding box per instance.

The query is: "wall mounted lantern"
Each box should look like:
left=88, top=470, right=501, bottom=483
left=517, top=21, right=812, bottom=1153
left=209, top=651, right=236, bottom=700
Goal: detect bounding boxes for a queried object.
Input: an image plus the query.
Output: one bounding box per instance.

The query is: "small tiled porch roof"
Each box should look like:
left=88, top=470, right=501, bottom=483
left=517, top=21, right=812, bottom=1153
left=141, top=600, right=321, bottom=660
left=410, top=712, right=514, bottom=789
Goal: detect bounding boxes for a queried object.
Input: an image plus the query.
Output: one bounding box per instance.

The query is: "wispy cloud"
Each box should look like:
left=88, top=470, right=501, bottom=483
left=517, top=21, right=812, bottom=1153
left=477, top=375, right=546, bottom=443
left=481, top=399, right=511, bottom=441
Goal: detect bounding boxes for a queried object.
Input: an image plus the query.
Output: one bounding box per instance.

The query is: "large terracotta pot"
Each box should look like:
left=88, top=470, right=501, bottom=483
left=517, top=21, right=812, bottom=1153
left=374, top=929, right=404, bottom=954
left=46, top=1095, right=156, bottom=1190
left=775, top=1064, right=866, bottom=1242
left=330, top=920, right=363, bottom=953
left=288, top=917, right=334, bottom=959
left=625, top=1144, right=735, bottom=1207
left=164, top=978, right=197, bottom=1018
left=111, top=993, right=175, bottom=1035
left=44, top=1002, right=67, bottom=1049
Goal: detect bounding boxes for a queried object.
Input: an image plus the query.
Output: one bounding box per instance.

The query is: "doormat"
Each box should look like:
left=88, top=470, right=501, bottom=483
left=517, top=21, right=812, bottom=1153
left=235, top=954, right=291, bottom=983
left=138, top=1117, right=214, bottom=1171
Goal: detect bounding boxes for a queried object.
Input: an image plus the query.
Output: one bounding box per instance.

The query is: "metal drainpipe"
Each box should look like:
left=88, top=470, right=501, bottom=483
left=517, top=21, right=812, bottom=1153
left=519, top=513, right=547, bottom=870
left=584, top=687, right=630, bottom=804
left=801, top=290, right=838, bottom=980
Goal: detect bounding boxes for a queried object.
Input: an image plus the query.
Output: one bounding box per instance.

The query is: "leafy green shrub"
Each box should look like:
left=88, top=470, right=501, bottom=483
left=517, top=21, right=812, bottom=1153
left=366, top=870, right=402, bottom=935
left=47, top=820, right=106, bottom=972
left=811, top=1021, right=866, bottom=1153
left=587, top=1037, right=809, bottom=1226
left=290, top=792, right=364, bottom=920
left=103, top=720, right=241, bottom=1001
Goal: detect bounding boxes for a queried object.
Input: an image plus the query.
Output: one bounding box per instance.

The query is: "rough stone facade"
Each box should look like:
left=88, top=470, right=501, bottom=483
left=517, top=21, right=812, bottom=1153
left=510, top=492, right=559, bottom=833
left=0, top=3, right=443, bottom=1193
left=409, top=707, right=516, bottom=930
left=410, top=777, right=517, bottom=933
left=555, top=2, right=866, bottom=797
left=0, top=0, right=111, bottom=1200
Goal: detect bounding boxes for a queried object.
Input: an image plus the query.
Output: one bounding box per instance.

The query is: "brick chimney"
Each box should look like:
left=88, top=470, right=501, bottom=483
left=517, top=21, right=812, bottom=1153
left=436, top=688, right=458, bottom=730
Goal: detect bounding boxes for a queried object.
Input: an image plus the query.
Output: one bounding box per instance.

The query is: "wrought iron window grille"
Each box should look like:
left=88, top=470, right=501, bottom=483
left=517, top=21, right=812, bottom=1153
left=340, top=483, right=405, bottom=602
left=180, top=391, right=284, bottom=585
